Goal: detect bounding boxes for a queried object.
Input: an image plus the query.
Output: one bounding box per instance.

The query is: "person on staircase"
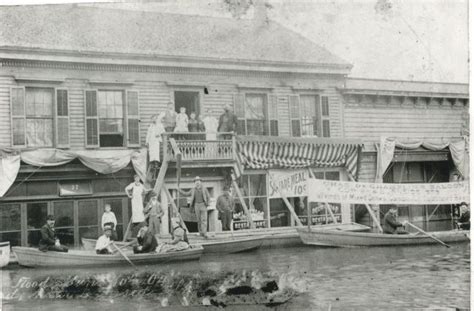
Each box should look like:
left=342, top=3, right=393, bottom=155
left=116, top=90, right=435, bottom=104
left=146, top=114, right=165, bottom=180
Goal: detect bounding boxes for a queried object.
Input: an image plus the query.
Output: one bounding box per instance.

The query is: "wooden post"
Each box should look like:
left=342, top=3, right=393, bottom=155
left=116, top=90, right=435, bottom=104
left=163, top=185, right=189, bottom=233
left=230, top=172, right=255, bottom=229
left=324, top=202, right=338, bottom=224
left=307, top=197, right=311, bottom=232
left=347, top=175, right=383, bottom=233
left=281, top=194, right=304, bottom=227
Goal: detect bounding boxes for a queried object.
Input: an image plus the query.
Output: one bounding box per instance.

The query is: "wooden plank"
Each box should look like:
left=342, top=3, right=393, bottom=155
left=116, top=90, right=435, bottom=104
left=163, top=185, right=189, bottom=233
left=324, top=202, right=338, bottom=224
left=230, top=173, right=255, bottom=229
left=281, top=195, right=303, bottom=227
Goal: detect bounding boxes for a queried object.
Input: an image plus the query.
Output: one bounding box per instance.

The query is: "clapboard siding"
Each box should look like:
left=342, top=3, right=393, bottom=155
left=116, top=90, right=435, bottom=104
left=358, top=152, right=377, bottom=182
left=204, top=84, right=236, bottom=120
left=0, top=76, right=14, bottom=147
left=344, top=101, right=466, bottom=142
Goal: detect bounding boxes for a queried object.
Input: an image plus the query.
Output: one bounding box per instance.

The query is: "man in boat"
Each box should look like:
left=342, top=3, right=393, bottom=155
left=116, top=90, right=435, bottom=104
left=178, top=176, right=210, bottom=238
left=157, top=217, right=189, bottom=253
left=456, top=202, right=470, bottom=230
left=39, top=215, right=69, bottom=252
left=216, top=186, right=234, bottom=231
left=383, top=207, right=409, bottom=234
left=95, top=225, right=114, bottom=254
left=133, top=225, right=158, bottom=254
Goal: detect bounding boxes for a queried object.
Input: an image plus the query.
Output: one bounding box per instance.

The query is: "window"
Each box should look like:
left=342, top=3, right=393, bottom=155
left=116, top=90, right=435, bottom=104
left=298, top=95, right=331, bottom=137
left=289, top=95, right=301, bottom=137
left=234, top=93, right=276, bottom=136
left=27, top=202, right=48, bottom=246
left=306, top=170, right=341, bottom=225
left=234, top=174, right=268, bottom=230
left=0, top=203, right=21, bottom=247
left=10, top=87, right=69, bottom=148
left=85, top=89, right=140, bottom=148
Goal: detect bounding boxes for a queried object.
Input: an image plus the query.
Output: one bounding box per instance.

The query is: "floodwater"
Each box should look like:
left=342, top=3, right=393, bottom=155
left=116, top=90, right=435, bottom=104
left=1, top=243, right=470, bottom=310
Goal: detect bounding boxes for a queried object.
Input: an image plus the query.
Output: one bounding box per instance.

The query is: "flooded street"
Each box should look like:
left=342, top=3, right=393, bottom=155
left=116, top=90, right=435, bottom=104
left=1, top=243, right=470, bottom=310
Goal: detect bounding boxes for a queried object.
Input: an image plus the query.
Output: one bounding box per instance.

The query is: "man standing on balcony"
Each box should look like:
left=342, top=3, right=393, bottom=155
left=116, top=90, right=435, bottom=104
left=179, top=176, right=210, bottom=238
left=218, top=104, right=238, bottom=139
left=163, top=101, right=177, bottom=133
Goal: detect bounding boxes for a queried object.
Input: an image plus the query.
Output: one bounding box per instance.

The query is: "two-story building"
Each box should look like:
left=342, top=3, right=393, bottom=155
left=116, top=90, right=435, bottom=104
left=0, top=5, right=364, bottom=247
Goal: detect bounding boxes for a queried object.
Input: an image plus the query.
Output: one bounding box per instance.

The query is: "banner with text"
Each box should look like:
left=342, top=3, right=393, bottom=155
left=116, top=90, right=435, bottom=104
left=269, top=169, right=309, bottom=198
left=307, top=179, right=470, bottom=205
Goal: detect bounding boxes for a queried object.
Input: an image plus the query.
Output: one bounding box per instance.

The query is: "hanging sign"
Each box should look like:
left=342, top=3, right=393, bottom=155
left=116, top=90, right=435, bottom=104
left=307, top=179, right=470, bottom=205
left=269, top=169, right=308, bottom=198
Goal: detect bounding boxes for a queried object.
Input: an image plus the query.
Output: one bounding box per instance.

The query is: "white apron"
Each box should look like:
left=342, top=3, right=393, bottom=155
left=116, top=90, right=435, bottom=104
left=126, top=182, right=145, bottom=223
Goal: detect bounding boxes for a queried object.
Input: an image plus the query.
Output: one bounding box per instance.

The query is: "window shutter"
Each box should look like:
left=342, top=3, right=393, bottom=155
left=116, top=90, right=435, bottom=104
left=321, top=96, right=330, bottom=137
left=56, top=89, right=70, bottom=148
left=314, top=95, right=321, bottom=136
left=233, top=93, right=246, bottom=135
left=126, top=90, right=140, bottom=147
left=268, top=94, right=279, bottom=136
left=289, top=95, right=301, bottom=137
left=84, top=90, right=99, bottom=148
left=10, top=87, right=26, bottom=147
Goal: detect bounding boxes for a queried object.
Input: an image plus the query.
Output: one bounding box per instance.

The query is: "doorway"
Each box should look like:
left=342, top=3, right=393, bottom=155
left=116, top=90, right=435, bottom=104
left=174, top=91, right=200, bottom=116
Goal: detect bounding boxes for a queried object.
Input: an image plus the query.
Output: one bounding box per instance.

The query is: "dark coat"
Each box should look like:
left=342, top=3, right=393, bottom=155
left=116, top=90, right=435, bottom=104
left=137, top=231, right=158, bottom=253
left=180, top=187, right=210, bottom=207
left=458, top=211, right=470, bottom=230
left=218, top=111, right=238, bottom=133
left=216, top=192, right=234, bottom=213
left=383, top=212, right=403, bottom=234
left=39, top=224, right=56, bottom=250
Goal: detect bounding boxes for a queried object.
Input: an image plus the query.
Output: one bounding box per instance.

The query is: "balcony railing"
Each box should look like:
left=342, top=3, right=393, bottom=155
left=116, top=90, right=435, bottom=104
left=162, top=132, right=235, bottom=162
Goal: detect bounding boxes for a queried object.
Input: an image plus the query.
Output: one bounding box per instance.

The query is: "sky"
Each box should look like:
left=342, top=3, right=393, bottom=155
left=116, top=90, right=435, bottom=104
left=0, top=0, right=469, bottom=83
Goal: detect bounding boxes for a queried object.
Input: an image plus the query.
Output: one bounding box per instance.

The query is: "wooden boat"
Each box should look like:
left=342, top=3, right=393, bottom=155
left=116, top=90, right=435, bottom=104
left=0, top=241, right=10, bottom=268
left=12, top=245, right=203, bottom=267
left=82, top=235, right=265, bottom=254
left=297, top=227, right=470, bottom=247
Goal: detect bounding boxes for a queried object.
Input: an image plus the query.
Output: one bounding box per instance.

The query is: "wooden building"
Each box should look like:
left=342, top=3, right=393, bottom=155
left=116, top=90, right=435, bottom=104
left=0, top=5, right=468, bottom=247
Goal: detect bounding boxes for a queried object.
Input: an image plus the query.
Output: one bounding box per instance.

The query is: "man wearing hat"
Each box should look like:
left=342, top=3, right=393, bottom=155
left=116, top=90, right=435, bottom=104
left=39, top=215, right=69, bottom=252
left=216, top=186, right=234, bottom=231
left=383, top=207, right=409, bottom=234
left=95, top=225, right=114, bottom=255
left=144, top=191, right=164, bottom=236
left=217, top=104, right=238, bottom=139
left=133, top=225, right=158, bottom=254
left=179, top=176, right=211, bottom=238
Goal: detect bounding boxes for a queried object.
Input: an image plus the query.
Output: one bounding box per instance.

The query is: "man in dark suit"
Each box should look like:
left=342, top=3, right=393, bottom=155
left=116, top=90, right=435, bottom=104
left=133, top=226, right=158, bottom=254
left=218, top=104, right=238, bottom=139
left=179, top=176, right=211, bottom=238
left=457, top=202, right=470, bottom=230
left=216, top=186, right=234, bottom=231
left=383, top=207, right=409, bottom=234
left=39, top=215, right=69, bottom=252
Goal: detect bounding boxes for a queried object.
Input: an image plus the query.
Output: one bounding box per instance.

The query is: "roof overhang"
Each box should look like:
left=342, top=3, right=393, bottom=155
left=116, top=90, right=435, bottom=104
left=0, top=46, right=352, bottom=76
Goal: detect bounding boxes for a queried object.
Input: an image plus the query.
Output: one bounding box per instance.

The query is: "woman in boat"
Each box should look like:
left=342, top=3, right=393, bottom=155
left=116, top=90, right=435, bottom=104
left=95, top=225, right=114, bottom=255
left=383, top=207, right=409, bottom=234
left=39, top=215, right=69, bottom=252
left=457, top=202, right=470, bottom=230
left=157, top=217, right=189, bottom=253
left=133, top=225, right=158, bottom=254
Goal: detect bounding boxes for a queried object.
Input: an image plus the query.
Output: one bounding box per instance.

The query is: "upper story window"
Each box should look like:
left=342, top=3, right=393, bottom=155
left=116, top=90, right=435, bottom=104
left=85, top=89, right=139, bottom=148
left=234, top=93, right=278, bottom=136
left=10, top=87, right=70, bottom=148
left=291, top=94, right=331, bottom=138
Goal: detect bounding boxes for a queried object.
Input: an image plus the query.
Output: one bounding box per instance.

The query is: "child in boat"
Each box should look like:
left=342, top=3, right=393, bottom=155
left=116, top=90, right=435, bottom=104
left=133, top=226, right=158, bottom=254
left=144, top=192, right=164, bottom=236
left=101, top=203, right=118, bottom=241
left=95, top=225, right=114, bottom=255
left=156, top=217, right=189, bottom=253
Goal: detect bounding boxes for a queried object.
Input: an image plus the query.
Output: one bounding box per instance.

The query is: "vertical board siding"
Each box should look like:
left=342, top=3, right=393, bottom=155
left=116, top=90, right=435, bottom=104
left=344, top=97, right=467, bottom=142
left=0, top=76, right=15, bottom=147
left=65, top=79, right=87, bottom=148
left=358, top=152, right=377, bottom=182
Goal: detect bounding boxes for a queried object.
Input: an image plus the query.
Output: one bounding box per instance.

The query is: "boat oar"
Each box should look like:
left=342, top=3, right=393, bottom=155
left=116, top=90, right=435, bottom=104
left=112, top=242, right=137, bottom=267
left=405, top=222, right=450, bottom=248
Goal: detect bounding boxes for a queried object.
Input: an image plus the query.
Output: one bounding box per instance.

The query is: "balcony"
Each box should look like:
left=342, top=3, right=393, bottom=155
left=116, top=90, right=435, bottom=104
left=162, top=132, right=237, bottom=168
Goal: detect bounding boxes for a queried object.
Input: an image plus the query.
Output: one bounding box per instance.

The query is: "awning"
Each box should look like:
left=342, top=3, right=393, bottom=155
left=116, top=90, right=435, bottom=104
left=0, top=148, right=148, bottom=197
left=236, top=136, right=362, bottom=180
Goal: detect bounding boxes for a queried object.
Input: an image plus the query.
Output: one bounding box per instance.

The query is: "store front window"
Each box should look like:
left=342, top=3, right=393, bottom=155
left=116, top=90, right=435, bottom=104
left=53, top=201, right=75, bottom=246
left=27, top=202, right=48, bottom=246
left=0, top=203, right=21, bottom=246
left=78, top=200, right=99, bottom=240
left=234, top=174, right=268, bottom=230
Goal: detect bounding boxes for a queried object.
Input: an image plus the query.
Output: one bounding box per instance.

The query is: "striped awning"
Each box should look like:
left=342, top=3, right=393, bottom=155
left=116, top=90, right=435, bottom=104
left=236, top=136, right=362, bottom=180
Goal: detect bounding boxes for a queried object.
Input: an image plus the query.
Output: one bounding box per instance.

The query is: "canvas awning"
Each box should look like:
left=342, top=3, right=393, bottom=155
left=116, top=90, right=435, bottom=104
left=236, top=136, right=363, bottom=180
left=0, top=148, right=148, bottom=197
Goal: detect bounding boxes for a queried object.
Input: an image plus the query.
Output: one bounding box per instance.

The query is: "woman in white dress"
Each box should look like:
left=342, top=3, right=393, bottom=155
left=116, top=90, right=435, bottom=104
left=146, top=114, right=165, bottom=165
left=202, top=108, right=218, bottom=140
left=125, top=175, right=147, bottom=237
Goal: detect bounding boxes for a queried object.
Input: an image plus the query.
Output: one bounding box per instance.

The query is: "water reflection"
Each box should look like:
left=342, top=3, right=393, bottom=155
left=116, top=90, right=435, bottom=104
left=1, top=243, right=470, bottom=309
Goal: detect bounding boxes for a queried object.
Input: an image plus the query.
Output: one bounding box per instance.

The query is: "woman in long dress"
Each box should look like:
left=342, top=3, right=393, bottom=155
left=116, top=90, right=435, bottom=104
left=146, top=114, right=165, bottom=164
left=125, top=175, right=146, bottom=237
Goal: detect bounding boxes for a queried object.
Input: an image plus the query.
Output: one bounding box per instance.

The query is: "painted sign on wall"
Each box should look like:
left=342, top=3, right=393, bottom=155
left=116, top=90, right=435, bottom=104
left=307, top=179, right=470, bottom=205
left=269, top=169, right=308, bottom=198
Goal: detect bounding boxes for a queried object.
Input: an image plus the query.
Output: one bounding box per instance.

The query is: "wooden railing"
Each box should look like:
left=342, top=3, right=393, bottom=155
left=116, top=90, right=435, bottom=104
left=162, top=132, right=235, bottom=161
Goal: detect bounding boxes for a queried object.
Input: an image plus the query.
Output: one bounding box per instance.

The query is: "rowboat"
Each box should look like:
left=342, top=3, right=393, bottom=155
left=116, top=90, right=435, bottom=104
left=297, top=228, right=470, bottom=247
left=0, top=241, right=10, bottom=268
left=82, top=235, right=265, bottom=254
left=12, top=245, right=203, bottom=267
